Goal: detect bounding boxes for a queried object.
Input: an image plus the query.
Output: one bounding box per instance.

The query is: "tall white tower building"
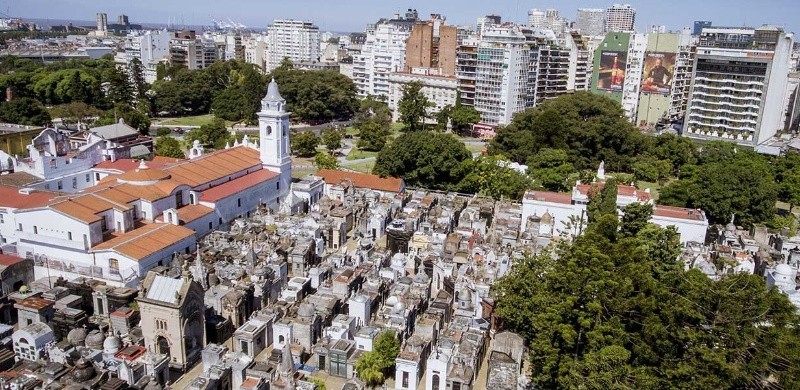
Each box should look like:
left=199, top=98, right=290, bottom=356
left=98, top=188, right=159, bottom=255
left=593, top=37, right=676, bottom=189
left=605, top=4, right=636, bottom=32
left=258, top=79, right=292, bottom=200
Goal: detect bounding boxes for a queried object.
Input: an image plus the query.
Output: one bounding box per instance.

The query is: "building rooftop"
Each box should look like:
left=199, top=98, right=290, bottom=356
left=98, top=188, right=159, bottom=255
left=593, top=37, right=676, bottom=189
left=144, top=275, right=185, bottom=304
left=90, top=223, right=195, bottom=260
left=317, top=169, right=404, bottom=193
left=0, top=172, right=43, bottom=188
left=16, top=296, right=54, bottom=311
left=200, top=169, right=279, bottom=202
left=0, top=185, right=58, bottom=209
left=523, top=190, right=572, bottom=205
left=93, top=156, right=182, bottom=173
left=166, top=146, right=262, bottom=188
left=653, top=205, right=706, bottom=221
left=90, top=121, right=139, bottom=140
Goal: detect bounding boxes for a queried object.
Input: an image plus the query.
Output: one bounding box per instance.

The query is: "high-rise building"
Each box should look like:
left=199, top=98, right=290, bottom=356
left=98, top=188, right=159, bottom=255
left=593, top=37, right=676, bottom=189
left=565, top=32, right=593, bottom=92
left=265, top=19, right=320, bottom=72
left=116, top=30, right=171, bottom=83
left=634, top=30, right=696, bottom=129
left=605, top=4, right=636, bottom=32
left=404, top=14, right=458, bottom=76
left=94, top=13, right=108, bottom=37
left=470, top=25, right=532, bottom=126
left=351, top=13, right=418, bottom=98
left=693, top=21, right=712, bottom=36
left=684, top=25, right=794, bottom=146
left=527, top=9, right=545, bottom=29
left=117, top=14, right=129, bottom=25
left=576, top=8, right=605, bottom=37
left=476, top=15, right=501, bottom=38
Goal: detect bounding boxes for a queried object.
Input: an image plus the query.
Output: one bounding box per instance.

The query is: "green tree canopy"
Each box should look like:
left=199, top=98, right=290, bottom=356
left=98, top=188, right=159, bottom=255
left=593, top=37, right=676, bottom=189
left=314, top=151, right=339, bottom=170
left=490, top=92, right=645, bottom=172
left=373, top=131, right=471, bottom=190
left=527, top=148, right=577, bottom=192
left=185, top=117, right=230, bottom=149
left=154, top=136, right=185, bottom=159
left=456, top=155, right=533, bottom=200
left=398, top=81, right=432, bottom=132
left=0, top=98, right=51, bottom=126
left=586, top=178, right=618, bottom=223
left=321, top=129, right=343, bottom=154
left=292, top=130, right=320, bottom=157
left=493, top=213, right=800, bottom=389
left=355, top=331, right=400, bottom=387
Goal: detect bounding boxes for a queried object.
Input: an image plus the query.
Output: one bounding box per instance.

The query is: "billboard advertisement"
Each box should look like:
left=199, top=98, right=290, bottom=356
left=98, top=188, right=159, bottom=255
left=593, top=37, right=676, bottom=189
left=596, top=51, right=627, bottom=91
left=641, top=52, right=676, bottom=94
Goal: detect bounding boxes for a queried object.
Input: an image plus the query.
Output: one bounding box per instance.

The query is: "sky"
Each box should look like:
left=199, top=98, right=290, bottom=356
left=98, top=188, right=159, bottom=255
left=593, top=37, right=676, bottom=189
left=7, top=0, right=800, bottom=34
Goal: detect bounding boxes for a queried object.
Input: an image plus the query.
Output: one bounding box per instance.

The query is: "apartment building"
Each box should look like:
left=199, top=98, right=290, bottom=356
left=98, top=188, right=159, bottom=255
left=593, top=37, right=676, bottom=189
left=605, top=4, right=636, bottom=33
left=684, top=25, right=794, bottom=145
left=352, top=12, right=418, bottom=98
left=266, top=20, right=320, bottom=72
left=576, top=8, right=605, bottom=37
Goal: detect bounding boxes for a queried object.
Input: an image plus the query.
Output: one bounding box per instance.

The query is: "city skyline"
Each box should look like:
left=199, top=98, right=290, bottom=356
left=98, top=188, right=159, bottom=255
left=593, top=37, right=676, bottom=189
left=9, top=0, right=800, bottom=33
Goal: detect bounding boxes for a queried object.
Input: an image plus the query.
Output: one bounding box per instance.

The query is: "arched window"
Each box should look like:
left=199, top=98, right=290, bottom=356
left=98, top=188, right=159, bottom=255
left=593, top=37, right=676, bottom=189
left=266, top=125, right=273, bottom=135
left=279, top=335, right=285, bottom=345
left=432, top=374, right=440, bottom=390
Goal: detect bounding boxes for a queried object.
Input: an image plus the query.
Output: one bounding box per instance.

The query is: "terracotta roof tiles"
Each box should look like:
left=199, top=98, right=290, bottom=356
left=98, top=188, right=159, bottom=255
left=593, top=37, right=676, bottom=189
left=166, top=147, right=261, bottom=187
left=523, top=190, right=573, bottom=205
left=0, top=185, right=58, bottom=209
left=200, top=169, right=279, bottom=202
left=91, top=223, right=195, bottom=260
left=317, top=169, right=404, bottom=193
left=653, top=205, right=706, bottom=221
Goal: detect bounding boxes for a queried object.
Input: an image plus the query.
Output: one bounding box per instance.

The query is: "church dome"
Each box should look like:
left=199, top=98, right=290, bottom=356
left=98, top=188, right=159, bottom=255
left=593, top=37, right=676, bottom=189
left=117, top=160, right=171, bottom=186
left=264, top=78, right=284, bottom=102
left=72, top=357, right=96, bottom=382
left=104, top=333, right=122, bottom=355
left=298, top=303, right=315, bottom=321
left=85, top=330, right=105, bottom=350
left=67, top=328, right=88, bottom=346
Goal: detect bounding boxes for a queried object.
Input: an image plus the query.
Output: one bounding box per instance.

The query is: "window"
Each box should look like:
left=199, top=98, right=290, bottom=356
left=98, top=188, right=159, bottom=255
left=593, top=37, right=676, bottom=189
left=101, top=217, right=108, bottom=232
left=175, top=190, right=184, bottom=207
left=33, top=226, right=37, bottom=234
left=431, top=374, right=440, bottom=390
left=208, top=222, right=213, bottom=230
left=57, top=181, right=63, bottom=190
left=277, top=182, right=280, bottom=190
left=0, top=213, right=3, bottom=224
left=67, top=232, right=72, bottom=240
left=241, top=341, right=248, bottom=354
left=95, top=173, right=101, bottom=181
left=108, top=258, right=119, bottom=273
left=72, top=177, right=77, bottom=189
left=402, top=372, right=409, bottom=388
left=85, top=173, right=90, bottom=183
left=237, top=198, right=242, bottom=207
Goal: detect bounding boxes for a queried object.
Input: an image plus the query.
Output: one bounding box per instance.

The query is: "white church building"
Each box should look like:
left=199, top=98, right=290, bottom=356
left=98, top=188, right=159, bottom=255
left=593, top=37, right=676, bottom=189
left=0, top=80, right=293, bottom=287
left=521, top=163, right=709, bottom=244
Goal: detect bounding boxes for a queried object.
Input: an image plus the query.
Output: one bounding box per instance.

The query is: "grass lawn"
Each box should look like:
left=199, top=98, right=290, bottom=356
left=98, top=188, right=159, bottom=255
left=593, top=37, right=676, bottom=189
left=346, top=149, right=378, bottom=161
left=347, top=160, right=376, bottom=174
left=345, top=126, right=359, bottom=136
left=292, top=167, right=318, bottom=179
left=465, top=142, right=486, bottom=154
left=157, top=114, right=236, bottom=127
left=637, top=180, right=663, bottom=200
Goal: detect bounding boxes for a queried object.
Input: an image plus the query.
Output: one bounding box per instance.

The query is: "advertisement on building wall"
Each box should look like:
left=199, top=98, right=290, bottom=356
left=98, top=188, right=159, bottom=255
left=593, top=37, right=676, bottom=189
left=641, top=52, right=676, bottom=94
left=597, top=51, right=627, bottom=91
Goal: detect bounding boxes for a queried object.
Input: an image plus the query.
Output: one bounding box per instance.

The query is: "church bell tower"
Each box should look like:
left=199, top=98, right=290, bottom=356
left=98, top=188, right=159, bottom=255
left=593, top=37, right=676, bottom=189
left=258, top=79, right=292, bottom=200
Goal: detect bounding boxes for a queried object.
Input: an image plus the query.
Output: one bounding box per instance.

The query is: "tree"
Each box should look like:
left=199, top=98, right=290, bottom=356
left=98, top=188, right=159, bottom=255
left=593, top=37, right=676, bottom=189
left=398, top=81, right=432, bottom=132
left=456, top=155, right=533, bottom=199
left=49, top=102, right=99, bottom=126
left=128, top=58, right=148, bottom=101
left=314, top=151, right=339, bottom=170
left=355, top=331, right=400, bottom=387
left=185, top=117, right=230, bottom=149
left=493, top=214, right=800, bottom=389
left=490, top=92, right=645, bottom=172
left=155, top=127, right=172, bottom=137
left=373, top=131, right=471, bottom=190
left=356, top=121, right=392, bottom=152
left=586, top=178, right=618, bottom=223
left=354, top=95, right=391, bottom=128
left=272, top=67, right=358, bottom=123
left=527, top=148, right=577, bottom=192
left=632, top=157, right=672, bottom=182
left=306, top=377, right=326, bottom=390
left=321, top=129, right=343, bottom=154
left=155, top=136, right=185, bottom=159
left=94, top=103, right=151, bottom=135
left=449, top=106, right=481, bottom=133
left=105, top=65, right=133, bottom=105
left=0, top=98, right=51, bottom=126
left=659, top=155, right=777, bottom=227
left=292, top=130, right=320, bottom=157
left=620, top=202, right=653, bottom=238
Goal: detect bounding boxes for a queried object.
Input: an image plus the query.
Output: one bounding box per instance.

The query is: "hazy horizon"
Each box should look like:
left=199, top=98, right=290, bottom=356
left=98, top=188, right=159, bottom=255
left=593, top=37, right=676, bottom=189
left=7, top=0, right=800, bottom=34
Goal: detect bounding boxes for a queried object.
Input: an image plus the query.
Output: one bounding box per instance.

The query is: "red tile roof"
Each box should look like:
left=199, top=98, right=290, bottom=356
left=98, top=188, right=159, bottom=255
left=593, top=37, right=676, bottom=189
left=524, top=190, right=573, bottom=205
left=200, top=169, right=279, bottom=202
left=0, top=185, right=58, bottom=209
left=91, top=223, right=195, bottom=260
left=317, top=169, right=404, bottom=193
left=155, top=204, right=214, bottom=224
left=167, top=147, right=262, bottom=188
left=653, top=205, right=706, bottom=221
left=0, top=253, right=26, bottom=267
